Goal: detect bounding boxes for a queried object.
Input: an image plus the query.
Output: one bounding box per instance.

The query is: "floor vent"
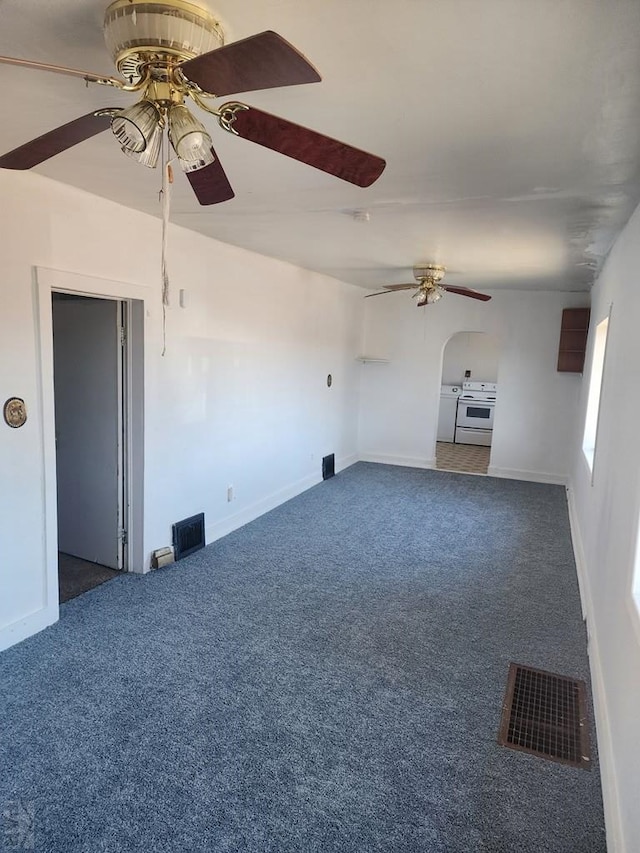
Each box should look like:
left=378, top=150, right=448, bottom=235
left=497, top=663, right=591, bottom=769
left=172, top=513, right=205, bottom=561
left=322, top=454, right=335, bottom=480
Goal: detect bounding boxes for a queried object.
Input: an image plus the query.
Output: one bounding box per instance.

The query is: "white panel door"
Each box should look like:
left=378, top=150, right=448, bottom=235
left=52, top=295, right=122, bottom=569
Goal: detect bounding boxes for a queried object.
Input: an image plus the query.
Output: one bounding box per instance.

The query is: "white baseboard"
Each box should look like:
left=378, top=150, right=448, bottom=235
left=566, top=485, right=626, bottom=853
left=487, top=465, right=567, bottom=485
left=336, top=453, right=358, bottom=473
left=0, top=604, right=58, bottom=653
left=358, top=453, right=436, bottom=470
left=205, top=454, right=357, bottom=545
left=207, top=473, right=320, bottom=543
left=565, top=487, right=587, bottom=621
left=358, top=458, right=565, bottom=484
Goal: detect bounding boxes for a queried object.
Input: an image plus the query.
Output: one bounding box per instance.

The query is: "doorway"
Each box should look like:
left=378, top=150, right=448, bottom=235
left=436, top=331, right=500, bottom=475
left=52, top=292, right=128, bottom=601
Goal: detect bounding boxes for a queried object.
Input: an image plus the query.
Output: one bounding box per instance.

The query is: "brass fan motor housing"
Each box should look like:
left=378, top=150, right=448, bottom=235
left=414, top=264, right=446, bottom=285
left=103, top=0, right=225, bottom=85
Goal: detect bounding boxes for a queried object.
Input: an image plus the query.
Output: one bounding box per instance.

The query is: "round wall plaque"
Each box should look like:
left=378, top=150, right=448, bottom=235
left=4, top=397, right=27, bottom=428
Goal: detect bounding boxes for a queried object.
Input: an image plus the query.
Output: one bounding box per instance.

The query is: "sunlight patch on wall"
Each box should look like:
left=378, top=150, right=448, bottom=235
left=582, top=316, right=609, bottom=475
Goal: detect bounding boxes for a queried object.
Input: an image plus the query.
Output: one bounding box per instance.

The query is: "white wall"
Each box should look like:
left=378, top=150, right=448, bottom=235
left=568, top=200, right=640, bottom=852
left=441, top=331, right=500, bottom=385
left=358, top=287, right=587, bottom=480
left=0, top=169, right=364, bottom=651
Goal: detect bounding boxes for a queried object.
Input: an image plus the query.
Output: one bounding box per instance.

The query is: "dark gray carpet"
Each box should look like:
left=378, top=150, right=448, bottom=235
left=58, top=553, right=120, bottom=603
left=0, top=463, right=606, bottom=852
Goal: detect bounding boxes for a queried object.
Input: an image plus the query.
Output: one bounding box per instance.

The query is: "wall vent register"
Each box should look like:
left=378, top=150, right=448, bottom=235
left=322, top=454, right=335, bottom=480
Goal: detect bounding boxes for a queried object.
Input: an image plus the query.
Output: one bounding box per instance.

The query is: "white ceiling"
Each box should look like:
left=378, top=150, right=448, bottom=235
left=2, top=0, right=640, bottom=292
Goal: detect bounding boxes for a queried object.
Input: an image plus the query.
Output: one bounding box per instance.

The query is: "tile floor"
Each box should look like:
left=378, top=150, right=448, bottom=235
left=58, top=552, right=120, bottom=603
left=436, top=441, right=491, bottom=474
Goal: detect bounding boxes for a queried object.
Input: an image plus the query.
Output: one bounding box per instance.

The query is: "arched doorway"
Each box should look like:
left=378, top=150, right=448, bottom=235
left=436, top=331, right=500, bottom=474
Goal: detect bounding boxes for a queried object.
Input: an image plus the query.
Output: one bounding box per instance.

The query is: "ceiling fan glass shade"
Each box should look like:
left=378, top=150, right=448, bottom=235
left=104, top=0, right=224, bottom=83
left=181, top=152, right=216, bottom=173
left=111, top=100, right=161, bottom=153
left=122, top=120, right=162, bottom=167
left=168, top=104, right=214, bottom=170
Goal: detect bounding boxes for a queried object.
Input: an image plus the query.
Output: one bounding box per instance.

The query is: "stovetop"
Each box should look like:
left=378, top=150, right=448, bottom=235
left=460, top=381, right=498, bottom=401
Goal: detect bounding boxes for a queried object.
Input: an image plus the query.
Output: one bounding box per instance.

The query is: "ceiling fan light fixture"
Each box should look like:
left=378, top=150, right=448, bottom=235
left=168, top=103, right=214, bottom=170
left=417, top=284, right=445, bottom=305
left=111, top=99, right=161, bottom=153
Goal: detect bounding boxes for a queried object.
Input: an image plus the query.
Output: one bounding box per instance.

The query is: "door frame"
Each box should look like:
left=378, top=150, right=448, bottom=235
left=117, top=299, right=127, bottom=569
left=35, top=267, right=147, bottom=615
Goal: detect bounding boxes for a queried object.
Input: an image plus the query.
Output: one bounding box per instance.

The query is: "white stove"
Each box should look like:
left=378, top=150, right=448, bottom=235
left=455, top=381, right=497, bottom=446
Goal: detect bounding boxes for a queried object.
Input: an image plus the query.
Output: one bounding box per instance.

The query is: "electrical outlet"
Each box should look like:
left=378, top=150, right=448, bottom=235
left=227, top=485, right=234, bottom=502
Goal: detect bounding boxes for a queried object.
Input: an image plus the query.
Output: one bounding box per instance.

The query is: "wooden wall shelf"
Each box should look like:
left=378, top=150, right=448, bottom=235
left=557, top=308, right=590, bottom=373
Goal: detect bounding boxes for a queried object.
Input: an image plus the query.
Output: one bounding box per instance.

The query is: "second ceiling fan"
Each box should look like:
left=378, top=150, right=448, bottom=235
left=0, top=0, right=386, bottom=205
left=366, top=265, right=491, bottom=306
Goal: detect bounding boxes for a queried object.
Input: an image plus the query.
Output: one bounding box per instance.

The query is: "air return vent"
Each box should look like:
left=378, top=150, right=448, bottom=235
left=322, top=454, right=335, bottom=480
left=498, top=663, right=591, bottom=769
left=172, top=512, right=205, bottom=560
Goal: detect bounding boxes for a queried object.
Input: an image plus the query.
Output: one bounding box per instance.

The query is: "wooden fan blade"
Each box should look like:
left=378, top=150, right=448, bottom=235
left=0, top=111, right=115, bottom=170
left=180, top=31, right=321, bottom=97
left=443, top=286, right=492, bottom=301
left=185, top=149, right=235, bottom=205
left=365, top=284, right=415, bottom=297
left=0, top=54, right=123, bottom=87
left=222, top=103, right=386, bottom=187
left=384, top=283, right=417, bottom=291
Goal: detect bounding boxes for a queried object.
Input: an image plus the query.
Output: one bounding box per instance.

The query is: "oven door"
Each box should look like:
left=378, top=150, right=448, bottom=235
left=456, top=400, right=495, bottom=429
left=455, top=426, right=492, bottom=446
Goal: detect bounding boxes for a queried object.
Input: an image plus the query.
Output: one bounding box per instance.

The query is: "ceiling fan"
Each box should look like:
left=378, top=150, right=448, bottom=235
left=0, top=0, right=386, bottom=205
left=365, top=265, right=491, bottom=306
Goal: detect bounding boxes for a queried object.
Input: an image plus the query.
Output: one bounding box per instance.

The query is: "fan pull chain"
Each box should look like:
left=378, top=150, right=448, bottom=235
left=159, top=133, right=173, bottom=356
left=161, top=161, right=172, bottom=309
